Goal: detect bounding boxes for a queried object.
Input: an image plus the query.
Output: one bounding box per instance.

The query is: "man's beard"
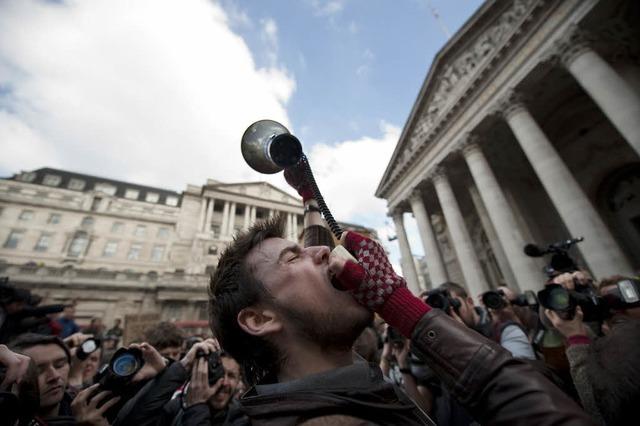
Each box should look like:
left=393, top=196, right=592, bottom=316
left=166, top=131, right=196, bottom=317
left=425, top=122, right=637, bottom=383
left=274, top=301, right=373, bottom=351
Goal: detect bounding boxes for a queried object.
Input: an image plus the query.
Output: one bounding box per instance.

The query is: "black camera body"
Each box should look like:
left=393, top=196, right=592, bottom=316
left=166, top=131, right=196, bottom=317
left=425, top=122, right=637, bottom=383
left=538, top=283, right=602, bottom=321
left=95, top=347, right=145, bottom=393
left=425, top=288, right=461, bottom=313
left=196, top=349, right=224, bottom=386
left=482, top=289, right=538, bottom=310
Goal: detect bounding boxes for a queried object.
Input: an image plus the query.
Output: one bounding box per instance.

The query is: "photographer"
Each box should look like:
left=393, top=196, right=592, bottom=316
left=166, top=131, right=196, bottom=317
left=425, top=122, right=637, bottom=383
left=430, top=282, right=536, bottom=360
left=545, top=275, right=640, bottom=425
left=9, top=333, right=119, bottom=425
left=114, top=338, right=241, bottom=426
left=143, top=322, right=185, bottom=362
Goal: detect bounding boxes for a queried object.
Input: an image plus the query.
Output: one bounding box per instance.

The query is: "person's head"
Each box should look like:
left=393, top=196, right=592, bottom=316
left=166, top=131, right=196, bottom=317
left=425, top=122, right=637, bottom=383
left=208, top=354, right=241, bottom=410
left=209, top=216, right=373, bottom=385
left=438, top=282, right=478, bottom=328
left=599, top=275, right=640, bottom=326
left=10, top=333, right=71, bottom=416
left=113, top=318, right=122, bottom=327
left=103, top=335, right=118, bottom=350
left=62, top=303, right=76, bottom=319
left=82, top=348, right=102, bottom=382
left=144, top=322, right=184, bottom=361
left=586, top=318, right=640, bottom=425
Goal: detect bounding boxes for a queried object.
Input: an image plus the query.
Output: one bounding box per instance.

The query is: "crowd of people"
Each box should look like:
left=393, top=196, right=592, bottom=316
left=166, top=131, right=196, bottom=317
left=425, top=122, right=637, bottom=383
left=1, top=163, right=639, bottom=425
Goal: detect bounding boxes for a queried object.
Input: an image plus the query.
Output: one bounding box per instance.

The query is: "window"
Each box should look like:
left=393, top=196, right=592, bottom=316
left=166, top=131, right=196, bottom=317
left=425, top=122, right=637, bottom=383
left=67, top=179, right=85, bottom=191
left=17, top=172, right=36, bottom=182
left=145, top=192, right=159, bottom=203
left=95, top=183, right=116, bottom=195
left=91, top=197, right=102, bottom=211
left=19, top=210, right=34, bottom=221
left=81, top=216, right=95, bottom=227
left=42, top=174, right=61, bottom=186
left=127, top=243, right=142, bottom=260
left=111, top=222, right=124, bottom=233
left=3, top=230, right=24, bottom=249
left=68, top=232, right=89, bottom=257
left=157, top=227, right=169, bottom=238
left=134, top=225, right=146, bottom=237
left=125, top=189, right=139, bottom=200
left=151, top=245, right=165, bottom=262
left=34, top=233, right=52, bottom=252
left=47, top=213, right=61, bottom=224
left=165, top=196, right=178, bottom=206
left=103, top=241, right=118, bottom=257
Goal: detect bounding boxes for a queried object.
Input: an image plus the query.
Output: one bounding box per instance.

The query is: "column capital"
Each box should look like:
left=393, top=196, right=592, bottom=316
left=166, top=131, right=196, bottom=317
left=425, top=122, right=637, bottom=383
left=409, top=188, right=424, bottom=203
left=388, top=206, right=405, bottom=220
left=553, top=25, right=595, bottom=67
left=457, top=133, right=482, bottom=158
left=428, top=166, right=448, bottom=184
left=494, top=89, right=528, bottom=121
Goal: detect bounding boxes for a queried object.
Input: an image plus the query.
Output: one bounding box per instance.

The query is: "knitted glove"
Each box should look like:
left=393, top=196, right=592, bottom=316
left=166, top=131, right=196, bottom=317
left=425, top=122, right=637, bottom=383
left=283, top=160, right=314, bottom=202
left=332, top=232, right=430, bottom=337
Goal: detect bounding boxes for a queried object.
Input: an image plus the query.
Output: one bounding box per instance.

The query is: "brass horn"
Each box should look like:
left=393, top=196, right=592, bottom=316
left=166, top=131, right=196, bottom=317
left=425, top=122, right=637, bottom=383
left=241, top=120, right=303, bottom=174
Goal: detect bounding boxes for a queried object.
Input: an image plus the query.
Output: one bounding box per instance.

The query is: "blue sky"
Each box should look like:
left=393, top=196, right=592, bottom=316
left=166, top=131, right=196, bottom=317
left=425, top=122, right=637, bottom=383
left=0, top=0, right=482, bottom=268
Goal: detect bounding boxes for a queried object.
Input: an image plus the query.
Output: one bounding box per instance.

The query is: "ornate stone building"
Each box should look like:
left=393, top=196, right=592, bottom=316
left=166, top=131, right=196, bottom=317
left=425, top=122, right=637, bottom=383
left=377, top=0, right=639, bottom=298
left=0, top=167, right=304, bottom=324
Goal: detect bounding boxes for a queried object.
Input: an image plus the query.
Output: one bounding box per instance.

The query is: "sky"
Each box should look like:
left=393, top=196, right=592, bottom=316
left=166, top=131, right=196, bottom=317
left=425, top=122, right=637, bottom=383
left=0, top=0, right=482, bottom=270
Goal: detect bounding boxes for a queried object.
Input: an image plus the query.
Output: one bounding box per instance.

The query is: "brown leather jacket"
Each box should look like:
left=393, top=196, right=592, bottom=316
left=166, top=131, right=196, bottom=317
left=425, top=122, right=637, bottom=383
left=412, top=309, right=597, bottom=425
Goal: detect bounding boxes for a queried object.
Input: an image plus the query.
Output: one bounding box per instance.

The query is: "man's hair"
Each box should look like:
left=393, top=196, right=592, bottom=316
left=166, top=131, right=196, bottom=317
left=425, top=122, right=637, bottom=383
left=9, top=333, right=71, bottom=363
left=143, top=321, right=184, bottom=350
left=587, top=318, right=640, bottom=425
left=209, top=216, right=285, bottom=386
left=438, top=281, right=468, bottom=299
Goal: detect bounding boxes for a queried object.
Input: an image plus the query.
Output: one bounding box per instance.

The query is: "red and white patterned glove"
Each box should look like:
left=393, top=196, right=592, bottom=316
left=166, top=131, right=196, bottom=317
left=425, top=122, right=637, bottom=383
left=331, top=232, right=430, bottom=337
left=284, top=160, right=314, bottom=202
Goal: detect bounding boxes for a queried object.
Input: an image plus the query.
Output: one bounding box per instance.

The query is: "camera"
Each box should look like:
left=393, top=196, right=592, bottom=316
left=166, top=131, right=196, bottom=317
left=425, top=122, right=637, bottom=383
left=385, top=326, right=406, bottom=348
left=76, top=337, right=101, bottom=361
left=482, top=289, right=538, bottom=310
left=94, top=347, right=145, bottom=393
left=538, top=283, right=602, bottom=321
left=196, top=349, right=225, bottom=386
left=523, top=237, right=583, bottom=278
left=424, top=288, right=461, bottom=313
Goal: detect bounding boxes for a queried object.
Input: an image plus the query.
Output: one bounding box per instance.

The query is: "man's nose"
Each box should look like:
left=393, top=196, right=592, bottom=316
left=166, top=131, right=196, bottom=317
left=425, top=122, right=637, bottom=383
left=44, top=365, right=61, bottom=383
left=309, top=245, right=330, bottom=264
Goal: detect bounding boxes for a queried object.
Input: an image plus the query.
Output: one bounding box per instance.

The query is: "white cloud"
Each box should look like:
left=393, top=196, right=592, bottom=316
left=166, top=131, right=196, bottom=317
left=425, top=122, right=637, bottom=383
left=309, top=0, right=345, bottom=17
left=0, top=0, right=295, bottom=191
left=303, top=121, right=415, bottom=270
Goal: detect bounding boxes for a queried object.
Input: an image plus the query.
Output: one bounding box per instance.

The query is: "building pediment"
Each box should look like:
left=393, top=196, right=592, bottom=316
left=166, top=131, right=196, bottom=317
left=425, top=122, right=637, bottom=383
left=208, top=181, right=301, bottom=205
left=377, top=0, right=540, bottom=198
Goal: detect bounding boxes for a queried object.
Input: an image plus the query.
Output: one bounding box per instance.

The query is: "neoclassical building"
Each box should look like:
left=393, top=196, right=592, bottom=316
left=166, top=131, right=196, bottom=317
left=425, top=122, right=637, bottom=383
left=377, top=0, right=639, bottom=298
left=0, top=167, right=304, bottom=324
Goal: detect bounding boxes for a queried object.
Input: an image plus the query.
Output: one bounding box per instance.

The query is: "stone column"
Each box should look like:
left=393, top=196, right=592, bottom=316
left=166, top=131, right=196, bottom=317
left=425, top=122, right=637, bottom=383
left=556, top=28, right=640, bottom=157
left=293, top=214, right=299, bottom=240
left=204, top=198, right=214, bottom=234
left=243, top=204, right=251, bottom=230
left=197, top=197, right=207, bottom=232
left=462, top=139, right=542, bottom=292
left=500, top=94, right=633, bottom=277
left=391, top=210, right=421, bottom=295
left=220, top=201, right=230, bottom=237
left=408, top=190, right=448, bottom=286
left=251, top=206, right=257, bottom=223
left=286, top=213, right=293, bottom=240
left=467, top=185, right=518, bottom=288
left=227, top=203, right=237, bottom=236
left=432, top=168, right=489, bottom=297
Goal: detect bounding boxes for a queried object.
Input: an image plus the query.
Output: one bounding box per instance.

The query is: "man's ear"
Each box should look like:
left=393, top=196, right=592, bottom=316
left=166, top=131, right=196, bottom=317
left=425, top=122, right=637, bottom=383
left=237, top=306, right=282, bottom=337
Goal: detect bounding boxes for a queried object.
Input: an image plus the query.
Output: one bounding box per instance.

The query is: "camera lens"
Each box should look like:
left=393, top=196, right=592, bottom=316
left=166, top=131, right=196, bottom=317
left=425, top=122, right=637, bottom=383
left=112, top=353, right=140, bottom=377
left=482, top=291, right=505, bottom=310
left=547, top=287, right=571, bottom=310
left=426, top=293, right=446, bottom=309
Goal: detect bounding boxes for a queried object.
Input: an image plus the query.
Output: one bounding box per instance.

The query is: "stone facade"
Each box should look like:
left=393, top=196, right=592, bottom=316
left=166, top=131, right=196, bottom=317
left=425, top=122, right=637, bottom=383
left=377, top=0, right=640, bottom=297
left=0, top=168, right=304, bottom=325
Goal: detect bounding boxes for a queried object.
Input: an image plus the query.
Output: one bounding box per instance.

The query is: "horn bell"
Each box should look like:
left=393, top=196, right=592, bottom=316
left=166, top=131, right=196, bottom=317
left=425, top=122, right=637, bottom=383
left=241, top=120, right=303, bottom=174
